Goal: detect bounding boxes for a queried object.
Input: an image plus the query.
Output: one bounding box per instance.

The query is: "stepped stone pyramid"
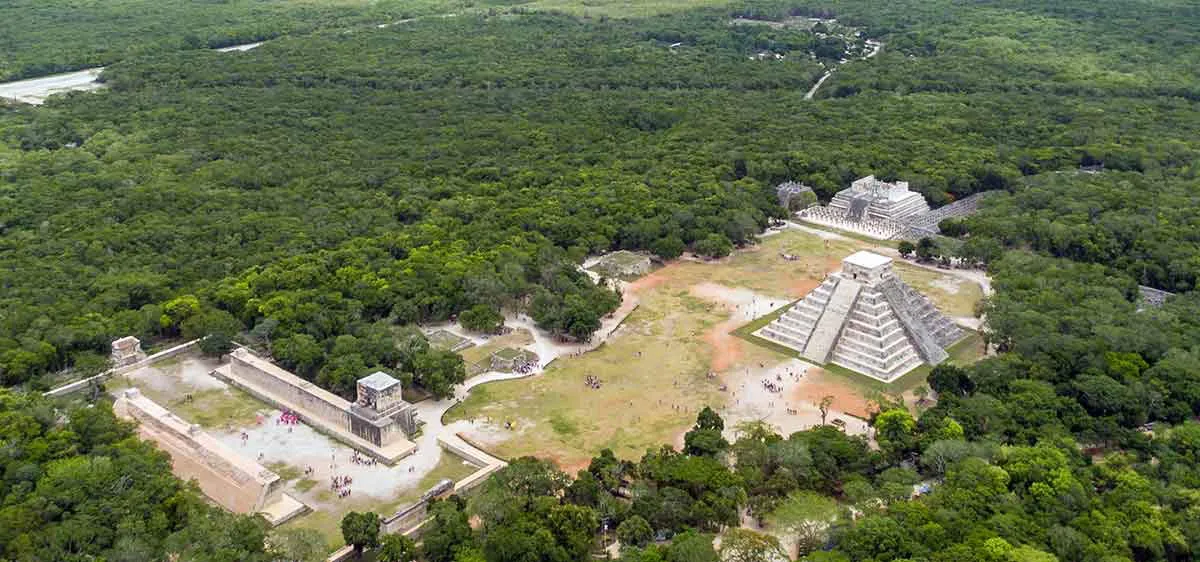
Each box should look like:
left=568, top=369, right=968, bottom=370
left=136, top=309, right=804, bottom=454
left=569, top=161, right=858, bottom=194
left=755, top=251, right=963, bottom=382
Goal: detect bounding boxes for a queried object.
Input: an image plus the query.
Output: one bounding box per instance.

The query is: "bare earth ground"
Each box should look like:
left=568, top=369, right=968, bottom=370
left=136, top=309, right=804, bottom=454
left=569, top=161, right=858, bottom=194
left=446, top=229, right=983, bottom=470
left=107, top=352, right=479, bottom=549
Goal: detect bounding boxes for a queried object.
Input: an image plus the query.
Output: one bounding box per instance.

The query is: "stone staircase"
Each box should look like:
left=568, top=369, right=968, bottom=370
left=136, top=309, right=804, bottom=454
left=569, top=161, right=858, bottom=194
left=829, top=287, right=923, bottom=381
left=878, top=279, right=949, bottom=365
left=802, top=278, right=862, bottom=364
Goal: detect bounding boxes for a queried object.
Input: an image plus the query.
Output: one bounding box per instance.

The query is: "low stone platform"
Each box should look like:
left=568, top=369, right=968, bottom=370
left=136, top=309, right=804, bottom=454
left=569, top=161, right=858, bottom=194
left=113, top=389, right=311, bottom=527
left=260, top=493, right=309, bottom=526
left=211, top=364, right=417, bottom=464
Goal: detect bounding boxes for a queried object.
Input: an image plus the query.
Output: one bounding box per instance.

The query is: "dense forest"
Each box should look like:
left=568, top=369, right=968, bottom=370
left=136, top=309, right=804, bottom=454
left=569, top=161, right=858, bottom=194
left=2, top=0, right=1200, bottom=559
left=0, top=0, right=468, bottom=81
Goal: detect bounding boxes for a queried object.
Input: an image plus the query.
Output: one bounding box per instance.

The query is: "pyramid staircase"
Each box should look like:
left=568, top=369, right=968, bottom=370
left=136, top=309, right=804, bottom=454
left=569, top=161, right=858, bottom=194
left=754, top=257, right=964, bottom=382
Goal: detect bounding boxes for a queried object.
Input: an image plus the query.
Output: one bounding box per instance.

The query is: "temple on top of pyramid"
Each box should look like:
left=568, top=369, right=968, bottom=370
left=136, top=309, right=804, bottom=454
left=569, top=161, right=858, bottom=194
left=754, top=251, right=963, bottom=382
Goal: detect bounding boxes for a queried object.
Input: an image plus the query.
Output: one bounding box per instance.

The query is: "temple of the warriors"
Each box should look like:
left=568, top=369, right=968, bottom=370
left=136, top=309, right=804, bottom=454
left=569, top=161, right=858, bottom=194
left=755, top=251, right=962, bottom=381
left=828, top=175, right=931, bottom=222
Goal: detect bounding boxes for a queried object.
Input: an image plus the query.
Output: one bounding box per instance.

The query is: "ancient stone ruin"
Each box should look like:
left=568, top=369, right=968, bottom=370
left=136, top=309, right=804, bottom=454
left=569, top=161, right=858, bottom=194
left=755, top=251, right=963, bottom=382
left=113, top=389, right=307, bottom=526
left=216, top=349, right=418, bottom=463
left=110, top=336, right=146, bottom=367
left=829, top=175, right=931, bottom=222
left=776, top=181, right=816, bottom=209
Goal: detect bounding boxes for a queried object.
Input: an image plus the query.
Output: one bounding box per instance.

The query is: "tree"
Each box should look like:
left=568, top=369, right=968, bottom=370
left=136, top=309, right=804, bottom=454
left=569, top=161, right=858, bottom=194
left=719, top=529, right=787, bottom=562
left=897, top=240, right=916, bottom=258
left=268, top=528, right=328, bottom=562
left=548, top=504, right=599, bottom=560
left=341, top=512, right=381, bottom=557
left=459, top=304, right=504, bottom=334
left=651, top=236, right=686, bottom=260
left=377, top=534, right=418, bottom=562
left=422, top=499, right=474, bottom=562
left=819, top=395, right=834, bottom=425
left=874, top=409, right=918, bottom=460
left=693, top=234, right=733, bottom=259
left=685, top=407, right=729, bottom=456
left=928, top=364, right=975, bottom=398
left=664, top=530, right=718, bottom=562
left=199, top=332, right=234, bottom=357
left=272, top=333, right=325, bottom=378
left=412, top=348, right=467, bottom=399
left=916, top=237, right=937, bottom=261
left=617, top=515, right=654, bottom=549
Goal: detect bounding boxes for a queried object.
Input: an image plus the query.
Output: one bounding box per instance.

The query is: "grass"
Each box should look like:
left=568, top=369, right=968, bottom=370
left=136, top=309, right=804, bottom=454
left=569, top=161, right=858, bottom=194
left=459, top=329, right=534, bottom=366
left=282, top=451, right=481, bottom=551
left=105, top=364, right=269, bottom=431
left=893, top=262, right=983, bottom=318
left=494, top=347, right=525, bottom=360
left=445, top=230, right=863, bottom=468
left=171, top=387, right=268, bottom=430
left=428, top=329, right=472, bottom=351
left=266, top=461, right=303, bottom=482
left=444, top=229, right=989, bottom=469
left=295, top=478, right=318, bottom=493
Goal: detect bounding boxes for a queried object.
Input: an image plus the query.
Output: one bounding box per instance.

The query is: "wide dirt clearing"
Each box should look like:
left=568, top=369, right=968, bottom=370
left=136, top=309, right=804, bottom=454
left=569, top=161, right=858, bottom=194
left=445, top=228, right=986, bottom=470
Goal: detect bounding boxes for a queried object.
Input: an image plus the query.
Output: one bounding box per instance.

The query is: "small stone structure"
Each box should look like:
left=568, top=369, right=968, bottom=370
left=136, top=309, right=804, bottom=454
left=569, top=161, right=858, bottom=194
left=110, top=336, right=146, bottom=367
left=589, top=251, right=652, bottom=278
left=113, top=389, right=307, bottom=526
left=1138, top=285, right=1174, bottom=311
left=216, top=349, right=417, bottom=463
left=755, top=251, right=963, bottom=382
left=829, top=176, right=931, bottom=222
left=351, top=372, right=419, bottom=447
left=776, top=181, right=816, bottom=209
left=489, top=348, right=537, bottom=372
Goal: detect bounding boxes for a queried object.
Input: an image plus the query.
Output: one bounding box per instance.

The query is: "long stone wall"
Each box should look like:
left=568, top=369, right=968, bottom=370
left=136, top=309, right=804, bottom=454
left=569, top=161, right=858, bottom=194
left=229, top=349, right=351, bottom=427
left=218, top=349, right=416, bottom=463
left=44, top=339, right=200, bottom=398
left=113, top=389, right=281, bottom=514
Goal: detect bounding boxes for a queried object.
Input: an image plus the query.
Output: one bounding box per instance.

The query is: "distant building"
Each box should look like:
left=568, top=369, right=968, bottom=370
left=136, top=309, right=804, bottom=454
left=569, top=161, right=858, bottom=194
left=829, top=175, right=930, bottom=222
left=776, top=181, right=816, bottom=209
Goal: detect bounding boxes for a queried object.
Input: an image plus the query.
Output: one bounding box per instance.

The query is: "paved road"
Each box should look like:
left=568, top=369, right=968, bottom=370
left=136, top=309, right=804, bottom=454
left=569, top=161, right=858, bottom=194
left=0, top=68, right=106, bottom=105
left=0, top=42, right=263, bottom=105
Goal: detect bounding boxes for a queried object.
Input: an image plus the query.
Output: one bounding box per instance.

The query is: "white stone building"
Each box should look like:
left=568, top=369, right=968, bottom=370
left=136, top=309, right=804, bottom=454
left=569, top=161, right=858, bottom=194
left=829, top=175, right=931, bottom=222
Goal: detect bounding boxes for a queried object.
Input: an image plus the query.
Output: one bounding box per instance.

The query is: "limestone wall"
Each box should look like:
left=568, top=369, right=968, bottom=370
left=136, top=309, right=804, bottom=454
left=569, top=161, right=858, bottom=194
left=44, top=339, right=200, bottom=398
left=229, top=349, right=351, bottom=428
left=113, top=389, right=279, bottom=514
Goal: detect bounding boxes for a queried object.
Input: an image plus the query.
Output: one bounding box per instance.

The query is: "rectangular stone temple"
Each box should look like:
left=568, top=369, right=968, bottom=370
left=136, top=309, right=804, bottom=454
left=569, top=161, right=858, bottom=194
left=828, top=176, right=931, bottom=222
left=755, top=251, right=963, bottom=382
left=351, top=371, right=419, bottom=448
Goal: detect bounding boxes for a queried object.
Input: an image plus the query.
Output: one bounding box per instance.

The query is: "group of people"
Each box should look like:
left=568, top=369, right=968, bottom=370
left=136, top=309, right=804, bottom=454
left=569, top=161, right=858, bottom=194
left=584, top=374, right=602, bottom=389
left=514, top=359, right=537, bottom=374
left=761, top=377, right=785, bottom=394
left=277, top=411, right=300, bottom=425
left=349, top=451, right=378, bottom=467
left=331, top=474, right=353, bottom=498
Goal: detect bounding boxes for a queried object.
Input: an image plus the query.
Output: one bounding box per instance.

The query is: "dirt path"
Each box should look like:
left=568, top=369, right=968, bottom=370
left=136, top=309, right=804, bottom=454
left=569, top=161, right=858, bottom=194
left=803, top=39, right=883, bottom=101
